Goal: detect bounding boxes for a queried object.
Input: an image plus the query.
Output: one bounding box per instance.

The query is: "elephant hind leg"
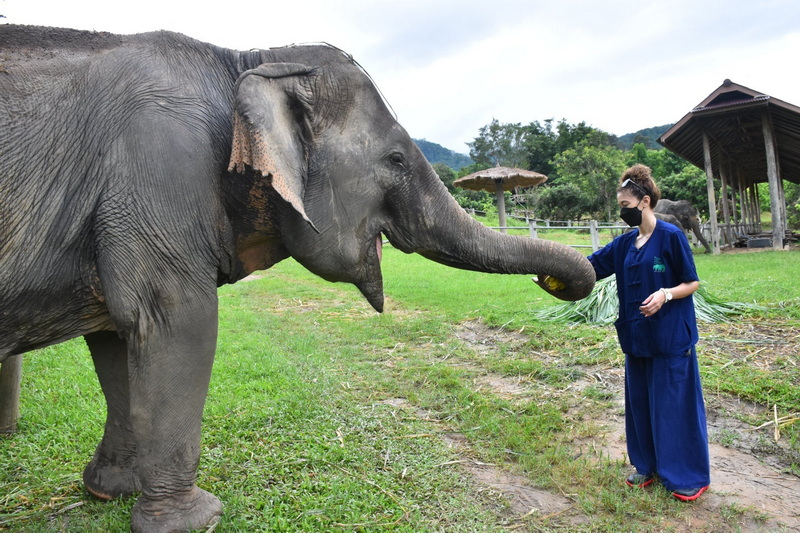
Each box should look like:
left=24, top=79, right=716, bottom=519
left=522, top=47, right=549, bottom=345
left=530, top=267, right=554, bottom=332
left=690, top=219, right=712, bottom=253
left=83, top=331, right=141, bottom=500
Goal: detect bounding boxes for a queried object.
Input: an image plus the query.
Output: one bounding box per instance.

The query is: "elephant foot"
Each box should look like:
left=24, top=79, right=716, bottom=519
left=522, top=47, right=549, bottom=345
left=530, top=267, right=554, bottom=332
left=131, top=486, right=222, bottom=533
left=83, top=458, right=141, bottom=500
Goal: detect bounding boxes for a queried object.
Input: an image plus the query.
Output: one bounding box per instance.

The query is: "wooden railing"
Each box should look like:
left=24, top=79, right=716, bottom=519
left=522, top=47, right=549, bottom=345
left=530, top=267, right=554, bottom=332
left=466, top=209, right=783, bottom=251
left=468, top=211, right=627, bottom=252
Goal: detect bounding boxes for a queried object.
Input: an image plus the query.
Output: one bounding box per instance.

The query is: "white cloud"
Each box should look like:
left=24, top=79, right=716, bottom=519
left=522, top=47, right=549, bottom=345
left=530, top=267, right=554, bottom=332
left=4, top=0, right=800, bottom=152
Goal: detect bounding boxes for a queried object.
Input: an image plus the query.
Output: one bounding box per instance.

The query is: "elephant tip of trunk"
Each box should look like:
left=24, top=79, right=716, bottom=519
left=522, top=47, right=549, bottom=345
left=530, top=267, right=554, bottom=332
left=533, top=274, right=596, bottom=302
left=356, top=280, right=384, bottom=313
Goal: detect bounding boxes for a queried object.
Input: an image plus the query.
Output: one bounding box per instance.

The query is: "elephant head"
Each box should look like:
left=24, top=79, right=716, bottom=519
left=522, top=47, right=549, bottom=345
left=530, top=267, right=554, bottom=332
left=654, top=198, right=712, bottom=253
left=227, top=45, right=595, bottom=309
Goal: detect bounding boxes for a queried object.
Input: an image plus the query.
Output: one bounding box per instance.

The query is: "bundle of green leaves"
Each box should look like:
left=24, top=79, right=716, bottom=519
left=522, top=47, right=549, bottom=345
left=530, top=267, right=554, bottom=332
left=533, top=275, right=765, bottom=325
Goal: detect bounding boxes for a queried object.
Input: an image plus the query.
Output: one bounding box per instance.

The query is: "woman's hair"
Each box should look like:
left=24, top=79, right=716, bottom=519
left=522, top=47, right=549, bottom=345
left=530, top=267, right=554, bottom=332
left=618, top=164, right=660, bottom=208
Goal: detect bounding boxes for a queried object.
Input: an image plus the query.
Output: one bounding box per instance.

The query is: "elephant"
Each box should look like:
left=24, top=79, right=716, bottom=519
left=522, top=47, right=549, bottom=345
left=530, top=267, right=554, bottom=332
left=654, top=212, right=685, bottom=232
left=0, top=25, right=595, bottom=532
left=654, top=198, right=712, bottom=253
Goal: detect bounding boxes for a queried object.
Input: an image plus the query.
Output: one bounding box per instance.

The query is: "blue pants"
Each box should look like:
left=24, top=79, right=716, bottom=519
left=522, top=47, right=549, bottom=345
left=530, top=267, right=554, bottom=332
left=624, top=347, right=710, bottom=491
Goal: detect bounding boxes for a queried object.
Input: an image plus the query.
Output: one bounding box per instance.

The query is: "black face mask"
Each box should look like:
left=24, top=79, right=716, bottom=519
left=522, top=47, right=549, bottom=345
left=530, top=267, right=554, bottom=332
left=620, top=202, right=643, bottom=227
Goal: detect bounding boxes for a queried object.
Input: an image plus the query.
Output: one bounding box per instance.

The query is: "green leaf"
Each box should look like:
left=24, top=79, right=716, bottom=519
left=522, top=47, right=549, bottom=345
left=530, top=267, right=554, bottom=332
left=533, top=275, right=767, bottom=325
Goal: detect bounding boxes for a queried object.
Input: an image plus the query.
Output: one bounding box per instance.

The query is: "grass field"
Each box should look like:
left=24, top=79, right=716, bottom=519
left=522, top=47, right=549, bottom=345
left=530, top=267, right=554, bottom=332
left=1, top=237, right=798, bottom=531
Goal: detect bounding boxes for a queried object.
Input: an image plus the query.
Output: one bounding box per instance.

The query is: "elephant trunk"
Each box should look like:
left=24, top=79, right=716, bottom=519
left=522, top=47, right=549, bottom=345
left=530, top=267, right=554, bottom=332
left=386, top=176, right=596, bottom=302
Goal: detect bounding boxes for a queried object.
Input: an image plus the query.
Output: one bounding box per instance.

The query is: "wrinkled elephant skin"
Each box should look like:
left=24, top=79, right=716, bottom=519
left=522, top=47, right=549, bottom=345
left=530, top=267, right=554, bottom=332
left=0, top=25, right=595, bottom=532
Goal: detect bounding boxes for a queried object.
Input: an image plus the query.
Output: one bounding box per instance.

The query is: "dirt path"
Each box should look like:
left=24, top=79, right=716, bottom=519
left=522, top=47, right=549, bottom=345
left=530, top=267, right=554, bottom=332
left=455, top=406, right=800, bottom=531
left=446, top=320, right=800, bottom=531
left=594, top=394, right=800, bottom=531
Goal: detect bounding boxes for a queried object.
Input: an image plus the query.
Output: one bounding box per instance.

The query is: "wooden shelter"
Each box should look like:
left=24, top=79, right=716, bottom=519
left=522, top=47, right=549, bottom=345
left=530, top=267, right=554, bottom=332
left=659, top=79, right=800, bottom=252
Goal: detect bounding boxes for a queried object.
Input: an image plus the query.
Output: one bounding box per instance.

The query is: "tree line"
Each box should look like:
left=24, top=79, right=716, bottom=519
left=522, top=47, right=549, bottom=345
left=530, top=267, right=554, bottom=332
left=432, top=118, right=800, bottom=228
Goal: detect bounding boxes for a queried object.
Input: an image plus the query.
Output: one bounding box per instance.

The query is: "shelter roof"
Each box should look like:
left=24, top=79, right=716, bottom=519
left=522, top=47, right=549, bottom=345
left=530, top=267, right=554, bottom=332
left=658, top=79, right=800, bottom=187
left=453, top=166, right=548, bottom=192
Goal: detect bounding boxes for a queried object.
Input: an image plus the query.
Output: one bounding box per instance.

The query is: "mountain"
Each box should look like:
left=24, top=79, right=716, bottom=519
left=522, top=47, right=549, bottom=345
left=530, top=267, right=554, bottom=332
left=415, top=125, right=674, bottom=169
left=414, top=139, right=473, bottom=170
left=615, top=124, right=674, bottom=150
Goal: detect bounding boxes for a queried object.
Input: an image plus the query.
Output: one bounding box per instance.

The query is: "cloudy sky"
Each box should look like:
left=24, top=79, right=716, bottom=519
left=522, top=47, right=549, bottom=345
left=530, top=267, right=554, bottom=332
left=4, top=0, right=800, bottom=153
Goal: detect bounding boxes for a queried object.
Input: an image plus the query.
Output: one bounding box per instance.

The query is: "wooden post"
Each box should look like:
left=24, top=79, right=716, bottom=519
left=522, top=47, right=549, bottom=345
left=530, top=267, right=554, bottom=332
left=495, top=180, right=507, bottom=233
left=701, top=131, right=721, bottom=254
left=0, top=355, right=22, bottom=434
left=719, top=159, right=733, bottom=246
left=738, top=167, right=751, bottom=234
left=762, top=113, right=785, bottom=249
left=589, top=220, right=600, bottom=252
left=738, top=179, right=748, bottom=233
left=752, top=185, right=762, bottom=232
left=528, top=219, right=538, bottom=239
left=733, top=166, right=744, bottom=235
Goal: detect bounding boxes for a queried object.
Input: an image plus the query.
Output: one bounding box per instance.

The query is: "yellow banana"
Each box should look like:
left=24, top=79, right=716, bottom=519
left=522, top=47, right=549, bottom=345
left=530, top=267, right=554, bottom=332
left=537, top=275, right=565, bottom=292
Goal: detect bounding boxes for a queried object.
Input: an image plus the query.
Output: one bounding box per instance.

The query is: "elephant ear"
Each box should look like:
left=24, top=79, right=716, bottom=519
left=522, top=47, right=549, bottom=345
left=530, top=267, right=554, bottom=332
left=228, top=63, right=319, bottom=231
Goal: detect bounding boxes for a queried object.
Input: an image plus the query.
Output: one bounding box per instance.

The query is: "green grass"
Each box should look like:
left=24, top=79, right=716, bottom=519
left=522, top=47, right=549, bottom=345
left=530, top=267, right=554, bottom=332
left=1, top=243, right=798, bottom=531
left=695, top=250, right=800, bottom=307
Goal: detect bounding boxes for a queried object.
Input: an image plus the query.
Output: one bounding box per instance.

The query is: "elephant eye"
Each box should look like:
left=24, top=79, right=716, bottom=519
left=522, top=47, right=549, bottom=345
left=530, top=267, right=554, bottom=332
left=389, top=153, right=406, bottom=168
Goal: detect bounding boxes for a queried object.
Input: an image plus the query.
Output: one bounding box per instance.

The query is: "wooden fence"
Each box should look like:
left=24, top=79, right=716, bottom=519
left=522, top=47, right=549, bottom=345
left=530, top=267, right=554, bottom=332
left=473, top=213, right=627, bottom=252
left=494, top=219, right=627, bottom=252
left=466, top=209, right=754, bottom=252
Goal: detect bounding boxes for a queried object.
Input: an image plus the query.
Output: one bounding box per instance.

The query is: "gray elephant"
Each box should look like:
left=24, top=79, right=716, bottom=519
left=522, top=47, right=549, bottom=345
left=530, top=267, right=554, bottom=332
left=654, top=198, right=712, bottom=253
left=0, top=25, right=594, bottom=532
left=654, top=212, right=685, bottom=232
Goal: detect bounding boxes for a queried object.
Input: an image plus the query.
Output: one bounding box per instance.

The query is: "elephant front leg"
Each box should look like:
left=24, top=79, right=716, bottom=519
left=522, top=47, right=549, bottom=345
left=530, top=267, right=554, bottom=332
left=126, top=299, right=223, bottom=533
left=83, top=331, right=141, bottom=500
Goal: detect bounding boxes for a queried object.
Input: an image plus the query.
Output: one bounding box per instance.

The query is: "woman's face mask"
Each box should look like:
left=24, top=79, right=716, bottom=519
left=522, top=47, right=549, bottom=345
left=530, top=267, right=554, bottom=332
left=620, top=201, right=643, bottom=227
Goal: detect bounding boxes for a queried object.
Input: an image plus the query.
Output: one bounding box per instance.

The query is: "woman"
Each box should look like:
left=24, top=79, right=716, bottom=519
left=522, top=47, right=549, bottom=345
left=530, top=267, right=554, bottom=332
left=587, top=164, right=710, bottom=501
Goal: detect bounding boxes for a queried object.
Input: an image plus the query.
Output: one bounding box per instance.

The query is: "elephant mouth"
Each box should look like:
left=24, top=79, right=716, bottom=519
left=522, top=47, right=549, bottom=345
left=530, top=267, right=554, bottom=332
left=354, top=233, right=385, bottom=313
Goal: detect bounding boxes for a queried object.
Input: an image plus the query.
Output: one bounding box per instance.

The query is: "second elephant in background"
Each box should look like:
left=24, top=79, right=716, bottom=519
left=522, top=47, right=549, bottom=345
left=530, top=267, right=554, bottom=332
left=654, top=199, right=712, bottom=253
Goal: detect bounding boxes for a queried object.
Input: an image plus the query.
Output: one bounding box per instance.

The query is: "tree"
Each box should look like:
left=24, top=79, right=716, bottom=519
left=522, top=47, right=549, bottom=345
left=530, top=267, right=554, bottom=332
left=644, top=148, right=691, bottom=179
left=785, top=182, right=800, bottom=230
left=463, top=118, right=693, bottom=222
left=555, top=120, right=614, bottom=153
left=467, top=118, right=616, bottom=185
left=628, top=142, right=649, bottom=166
left=552, top=142, right=627, bottom=220
left=522, top=119, right=559, bottom=176
left=467, top=119, right=528, bottom=168
left=658, top=165, right=712, bottom=217
left=544, top=123, right=616, bottom=187
left=432, top=162, right=456, bottom=193
left=533, top=183, right=594, bottom=221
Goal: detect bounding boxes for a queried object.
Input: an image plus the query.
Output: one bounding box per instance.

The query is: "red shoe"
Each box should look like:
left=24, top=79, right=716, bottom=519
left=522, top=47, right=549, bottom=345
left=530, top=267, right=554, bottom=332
left=625, top=473, right=654, bottom=488
left=672, top=485, right=709, bottom=501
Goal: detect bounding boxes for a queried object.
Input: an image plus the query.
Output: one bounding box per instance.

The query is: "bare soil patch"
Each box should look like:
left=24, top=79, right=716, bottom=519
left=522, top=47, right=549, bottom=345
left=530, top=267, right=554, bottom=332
left=721, top=243, right=799, bottom=254
left=376, top=397, right=578, bottom=526
left=445, top=319, right=800, bottom=531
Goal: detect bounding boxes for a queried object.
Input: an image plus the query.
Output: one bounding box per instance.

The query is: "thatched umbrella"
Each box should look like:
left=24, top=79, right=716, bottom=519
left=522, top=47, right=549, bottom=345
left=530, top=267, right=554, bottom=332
left=454, top=167, right=547, bottom=232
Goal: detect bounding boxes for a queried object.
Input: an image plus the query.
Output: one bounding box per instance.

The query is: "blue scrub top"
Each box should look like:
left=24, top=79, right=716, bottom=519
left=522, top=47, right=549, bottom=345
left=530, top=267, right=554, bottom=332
left=588, top=220, right=700, bottom=357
